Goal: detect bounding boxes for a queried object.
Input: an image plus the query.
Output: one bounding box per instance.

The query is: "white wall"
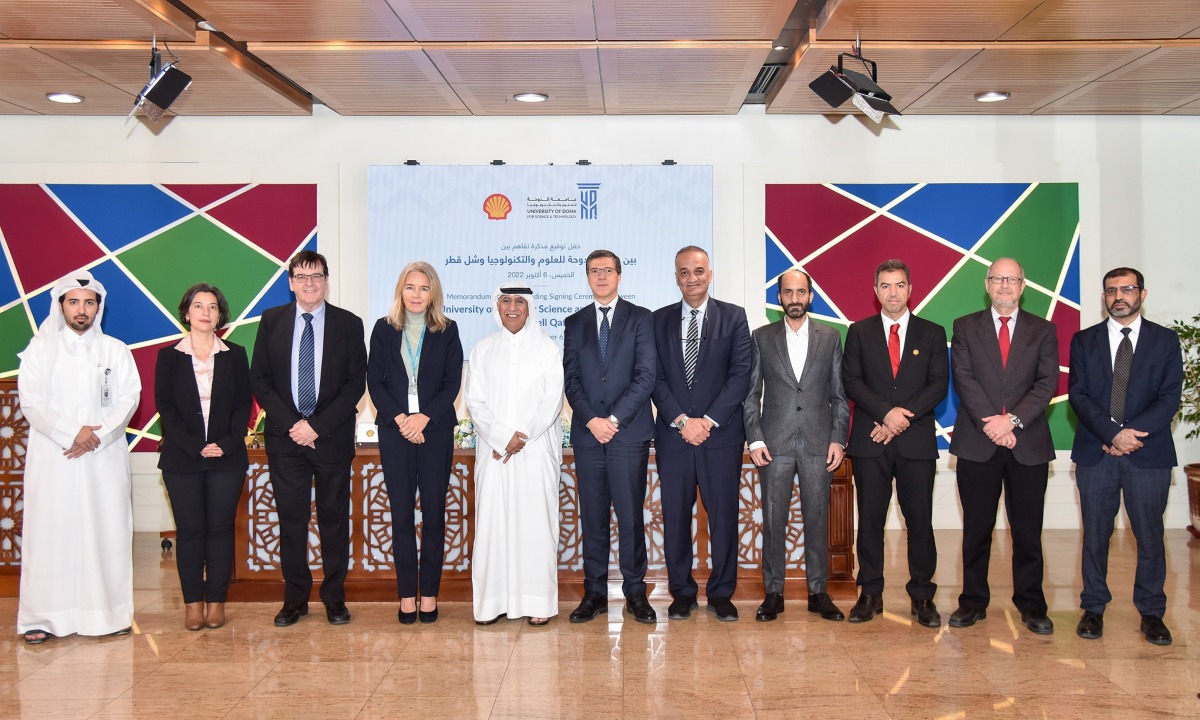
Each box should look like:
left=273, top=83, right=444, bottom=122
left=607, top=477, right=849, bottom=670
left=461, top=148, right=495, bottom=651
left=3, top=106, right=1197, bottom=532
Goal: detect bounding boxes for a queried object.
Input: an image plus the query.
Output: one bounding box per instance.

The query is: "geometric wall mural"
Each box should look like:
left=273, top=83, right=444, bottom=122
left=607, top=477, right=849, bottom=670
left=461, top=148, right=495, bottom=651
left=765, top=182, right=1080, bottom=450
left=0, top=183, right=317, bottom=451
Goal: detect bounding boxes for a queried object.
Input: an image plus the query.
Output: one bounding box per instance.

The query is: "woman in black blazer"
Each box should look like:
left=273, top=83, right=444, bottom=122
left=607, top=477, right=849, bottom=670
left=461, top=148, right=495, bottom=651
left=155, top=283, right=252, bottom=631
left=367, top=261, right=463, bottom=624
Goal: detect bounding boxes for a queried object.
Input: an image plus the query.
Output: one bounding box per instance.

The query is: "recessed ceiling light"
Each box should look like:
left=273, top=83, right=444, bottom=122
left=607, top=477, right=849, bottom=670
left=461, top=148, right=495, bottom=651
left=46, top=92, right=84, bottom=104
left=975, top=91, right=1011, bottom=103
left=513, top=93, right=549, bottom=103
left=773, top=44, right=788, bottom=51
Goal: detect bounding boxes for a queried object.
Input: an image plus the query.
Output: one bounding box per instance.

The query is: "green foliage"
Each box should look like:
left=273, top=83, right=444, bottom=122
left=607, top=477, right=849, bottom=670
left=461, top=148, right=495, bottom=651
left=1170, top=313, right=1200, bottom=440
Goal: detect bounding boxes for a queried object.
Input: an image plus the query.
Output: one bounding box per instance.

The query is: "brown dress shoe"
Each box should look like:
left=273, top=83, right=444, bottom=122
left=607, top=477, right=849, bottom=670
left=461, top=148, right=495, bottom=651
left=205, top=602, right=226, bottom=629
left=184, top=602, right=205, bottom=631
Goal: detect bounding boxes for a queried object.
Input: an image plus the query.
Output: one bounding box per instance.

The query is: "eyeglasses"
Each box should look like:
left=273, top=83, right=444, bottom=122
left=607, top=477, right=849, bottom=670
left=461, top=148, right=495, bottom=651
left=986, top=276, right=1024, bottom=286
left=1103, top=285, right=1141, bottom=297
left=588, top=268, right=617, bottom=277
left=292, top=273, right=326, bottom=284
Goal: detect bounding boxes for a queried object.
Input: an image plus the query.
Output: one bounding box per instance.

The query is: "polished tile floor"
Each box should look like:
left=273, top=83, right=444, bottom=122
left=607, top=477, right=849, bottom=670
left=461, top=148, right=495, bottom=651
left=1, top=529, right=1197, bottom=719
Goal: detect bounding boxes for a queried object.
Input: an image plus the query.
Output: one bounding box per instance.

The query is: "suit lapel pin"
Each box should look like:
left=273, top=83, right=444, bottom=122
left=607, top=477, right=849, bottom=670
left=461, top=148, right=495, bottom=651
left=913, top=349, right=920, bottom=355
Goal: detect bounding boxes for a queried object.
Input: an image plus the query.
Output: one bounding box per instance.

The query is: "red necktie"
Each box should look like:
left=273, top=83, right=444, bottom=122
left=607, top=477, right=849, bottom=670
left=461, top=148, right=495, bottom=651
left=999, top=316, right=1011, bottom=368
left=889, top=323, right=901, bottom=377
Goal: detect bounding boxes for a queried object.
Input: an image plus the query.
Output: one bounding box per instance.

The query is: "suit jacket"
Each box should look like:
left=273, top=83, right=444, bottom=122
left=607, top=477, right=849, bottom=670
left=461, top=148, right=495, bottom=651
left=842, top=313, right=949, bottom=460
left=1068, top=317, right=1182, bottom=468
left=742, top=318, right=849, bottom=457
left=155, top=340, right=252, bottom=473
left=651, top=297, right=752, bottom=451
left=250, top=302, right=367, bottom=465
left=949, top=309, right=1058, bottom=465
left=564, top=297, right=657, bottom=445
left=366, top=317, right=463, bottom=433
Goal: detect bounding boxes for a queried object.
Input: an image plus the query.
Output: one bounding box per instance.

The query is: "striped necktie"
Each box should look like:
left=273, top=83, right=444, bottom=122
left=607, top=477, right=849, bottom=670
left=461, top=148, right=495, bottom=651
left=298, top=312, right=316, bottom=417
left=684, top=308, right=699, bottom=388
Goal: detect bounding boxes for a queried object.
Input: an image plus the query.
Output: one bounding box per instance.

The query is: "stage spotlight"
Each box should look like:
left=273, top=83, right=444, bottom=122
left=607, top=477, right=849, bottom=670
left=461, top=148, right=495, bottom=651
left=809, top=48, right=900, bottom=123
left=129, top=38, right=192, bottom=122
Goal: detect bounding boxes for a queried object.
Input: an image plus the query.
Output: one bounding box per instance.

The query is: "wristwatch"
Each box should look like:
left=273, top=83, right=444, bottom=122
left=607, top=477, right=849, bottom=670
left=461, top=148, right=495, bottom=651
left=607, top=415, right=619, bottom=426
left=675, top=414, right=688, bottom=430
left=1007, top=413, right=1024, bottom=429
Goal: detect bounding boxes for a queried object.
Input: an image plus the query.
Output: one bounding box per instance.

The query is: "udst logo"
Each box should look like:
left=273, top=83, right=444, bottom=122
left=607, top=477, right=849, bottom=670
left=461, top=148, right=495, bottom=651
left=483, top=193, right=512, bottom=220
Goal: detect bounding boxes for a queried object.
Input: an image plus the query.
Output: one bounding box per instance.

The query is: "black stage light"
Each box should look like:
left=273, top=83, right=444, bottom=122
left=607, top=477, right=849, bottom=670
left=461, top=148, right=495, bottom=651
left=129, top=39, right=192, bottom=122
left=809, top=52, right=900, bottom=123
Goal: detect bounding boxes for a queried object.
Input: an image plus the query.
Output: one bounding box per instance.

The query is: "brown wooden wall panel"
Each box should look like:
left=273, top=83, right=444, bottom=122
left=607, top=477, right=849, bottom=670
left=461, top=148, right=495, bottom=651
left=1001, top=0, right=1200, bottom=41
left=186, top=0, right=414, bottom=41
left=386, top=0, right=596, bottom=41
left=595, top=0, right=794, bottom=41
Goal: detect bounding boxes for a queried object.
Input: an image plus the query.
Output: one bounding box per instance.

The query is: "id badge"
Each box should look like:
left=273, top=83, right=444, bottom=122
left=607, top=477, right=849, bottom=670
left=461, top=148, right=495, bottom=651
left=408, top=393, right=420, bottom=413
left=100, top=368, right=113, bottom=408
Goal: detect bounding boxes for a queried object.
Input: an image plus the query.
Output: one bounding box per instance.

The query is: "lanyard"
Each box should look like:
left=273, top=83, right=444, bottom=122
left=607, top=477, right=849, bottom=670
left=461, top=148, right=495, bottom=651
left=404, top=327, right=425, bottom=385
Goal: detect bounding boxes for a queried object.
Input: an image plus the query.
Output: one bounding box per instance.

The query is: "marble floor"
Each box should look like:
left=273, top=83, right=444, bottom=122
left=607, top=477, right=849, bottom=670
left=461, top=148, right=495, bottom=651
left=1, top=529, right=1197, bottom=719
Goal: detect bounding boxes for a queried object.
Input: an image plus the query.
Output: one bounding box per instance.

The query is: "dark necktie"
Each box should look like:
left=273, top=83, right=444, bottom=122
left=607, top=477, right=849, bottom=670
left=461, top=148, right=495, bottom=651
left=599, top=306, right=610, bottom=364
left=684, top=309, right=699, bottom=388
left=298, top=312, right=316, bottom=417
left=888, top=322, right=901, bottom=378
left=999, top=316, right=1011, bottom=367
left=1110, top=327, right=1133, bottom=424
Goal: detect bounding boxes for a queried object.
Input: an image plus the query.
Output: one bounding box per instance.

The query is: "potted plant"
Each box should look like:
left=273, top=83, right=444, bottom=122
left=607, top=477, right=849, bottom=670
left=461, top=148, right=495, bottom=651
left=1169, top=313, right=1200, bottom=538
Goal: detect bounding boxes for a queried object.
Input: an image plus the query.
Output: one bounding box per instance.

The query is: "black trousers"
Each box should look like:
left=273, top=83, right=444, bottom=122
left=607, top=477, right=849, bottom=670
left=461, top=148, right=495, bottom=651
left=852, top=444, right=937, bottom=600
left=267, top=446, right=351, bottom=605
left=163, top=469, right=245, bottom=603
left=574, top=439, right=651, bottom=598
left=956, top=449, right=1049, bottom=613
left=659, top=443, right=742, bottom=600
left=378, top=426, right=455, bottom=598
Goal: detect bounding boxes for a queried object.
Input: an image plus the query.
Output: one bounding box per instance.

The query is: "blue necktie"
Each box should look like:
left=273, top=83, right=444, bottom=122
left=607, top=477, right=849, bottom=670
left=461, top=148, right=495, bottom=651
left=298, top=312, right=316, bottom=417
left=599, top=306, right=610, bottom=364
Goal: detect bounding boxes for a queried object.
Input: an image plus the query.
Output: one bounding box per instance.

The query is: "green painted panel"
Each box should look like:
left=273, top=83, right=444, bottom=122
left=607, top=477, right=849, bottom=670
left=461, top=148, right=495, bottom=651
left=918, top=261, right=989, bottom=330
left=0, top=305, right=34, bottom=375
left=1047, top=399, right=1079, bottom=449
left=118, top=217, right=279, bottom=321
left=977, top=183, right=1078, bottom=291
left=223, top=319, right=260, bottom=360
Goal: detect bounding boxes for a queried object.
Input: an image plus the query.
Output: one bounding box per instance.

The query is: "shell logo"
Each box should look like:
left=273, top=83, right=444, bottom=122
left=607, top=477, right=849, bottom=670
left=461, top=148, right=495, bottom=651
left=483, top=193, right=513, bottom=220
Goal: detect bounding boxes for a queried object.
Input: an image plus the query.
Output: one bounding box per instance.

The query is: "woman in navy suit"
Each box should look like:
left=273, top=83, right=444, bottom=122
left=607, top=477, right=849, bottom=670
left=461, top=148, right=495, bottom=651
left=155, top=283, right=252, bottom=631
left=368, top=261, right=463, bottom=624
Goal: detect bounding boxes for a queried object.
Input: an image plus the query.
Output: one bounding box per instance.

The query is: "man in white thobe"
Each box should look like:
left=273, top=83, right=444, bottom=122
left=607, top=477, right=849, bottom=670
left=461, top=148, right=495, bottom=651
left=16, top=270, right=141, bottom=643
left=466, top=283, right=564, bottom=625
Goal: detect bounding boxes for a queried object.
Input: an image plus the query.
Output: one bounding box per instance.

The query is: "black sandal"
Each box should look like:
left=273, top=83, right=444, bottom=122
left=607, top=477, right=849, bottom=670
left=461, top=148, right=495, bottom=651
left=527, top=617, right=551, bottom=627
left=22, top=629, right=54, bottom=645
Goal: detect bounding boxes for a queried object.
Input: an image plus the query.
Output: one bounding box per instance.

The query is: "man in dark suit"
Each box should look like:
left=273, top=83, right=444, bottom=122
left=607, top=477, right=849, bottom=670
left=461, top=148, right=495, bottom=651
left=250, top=250, right=367, bottom=627
left=563, top=249, right=658, bottom=624
left=1069, top=267, right=1182, bottom=646
left=948, top=258, right=1059, bottom=635
left=743, top=269, right=849, bottom=622
left=652, top=245, right=752, bottom=622
left=842, top=258, right=948, bottom=628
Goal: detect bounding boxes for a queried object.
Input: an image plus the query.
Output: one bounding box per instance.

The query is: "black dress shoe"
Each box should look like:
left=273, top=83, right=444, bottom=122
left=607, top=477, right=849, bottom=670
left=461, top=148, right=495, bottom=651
left=911, top=599, right=941, bottom=628
left=948, top=606, right=987, bottom=628
left=418, top=601, right=439, bottom=624
left=667, top=596, right=699, bottom=620
left=397, top=607, right=417, bottom=625
left=1021, top=610, right=1054, bottom=635
left=706, top=596, right=738, bottom=622
left=569, top=591, right=608, bottom=623
left=1076, top=611, right=1103, bottom=639
left=625, top=593, right=657, bottom=624
left=756, top=592, right=785, bottom=622
left=1140, top=615, right=1172, bottom=646
left=274, top=602, right=309, bottom=627
left=807, top=593, right=844, bottom=621
left=847, top=593, right=882, bottom=623
left=325, top=601, right=351, bottom=625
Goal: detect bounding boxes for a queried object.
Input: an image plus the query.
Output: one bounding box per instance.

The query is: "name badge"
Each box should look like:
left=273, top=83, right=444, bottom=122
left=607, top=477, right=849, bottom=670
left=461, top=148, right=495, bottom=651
left=408, top=393, right=420, bottom=413
left=100, top=368, right=113, bottom=408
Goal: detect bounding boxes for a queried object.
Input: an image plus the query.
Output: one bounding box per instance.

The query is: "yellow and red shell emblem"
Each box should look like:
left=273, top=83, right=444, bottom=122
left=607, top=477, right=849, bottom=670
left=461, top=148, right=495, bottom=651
left=483, top=193, right=512, bottom=220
